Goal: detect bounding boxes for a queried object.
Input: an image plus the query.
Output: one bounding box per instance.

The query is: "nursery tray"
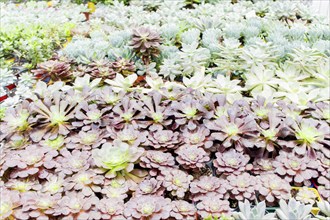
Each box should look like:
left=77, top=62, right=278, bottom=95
left=291, top=186, right=322, bottom=215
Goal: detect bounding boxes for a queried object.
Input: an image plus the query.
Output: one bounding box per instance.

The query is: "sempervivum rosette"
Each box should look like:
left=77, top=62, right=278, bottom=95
left=190, top=176, right=227, bottom=202
left=92, top=140, right=145, bottom=179
left=257, top=174, right=291, bottom=206
left=226, top=173, right=257, bottom=201
left=124, top=195, right=171, bottom=220
left=213, top=149, right=251, bottom=175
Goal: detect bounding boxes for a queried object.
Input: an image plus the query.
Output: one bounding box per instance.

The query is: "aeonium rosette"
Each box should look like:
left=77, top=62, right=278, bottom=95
left=92, top=140, right=146, bottom=182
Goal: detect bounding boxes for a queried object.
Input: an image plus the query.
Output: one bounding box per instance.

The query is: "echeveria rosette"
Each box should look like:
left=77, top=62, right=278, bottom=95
left=19, top=192, right=61, bottom=220
left=273, top=151, right=319, bottom=184
left=257, top=174, right=291, bottom=206
left=85, top=59, right=116, bottom=80
left=158, top=169, right=193, bottom=198
left=5, top=178, right=41, bottom=193
left=30, top=91, right=80, bottom=142
left=41, top=174, right=65, bottom=195
left=175, top=145, right=210, bottom=170
left=92, top=140, right=145, bottom=180
left=295, top=187, right=318, bottom=205
left=170, top=200, right=197, bottom=220
left=140, top=150, right=176, bottom=176
left=145, top=129, right=182, bottom=151
left=284, top=118, right=330, bottom=158
left=0, top=101, right=32, bottom=141
left=0, top=188, right=21, bottom=220
left=205, top=108, right=258, bottom=151
left=134, top=178, right=165, bottom=196
left=190, top=176, right=227, bottom=202
left=213, top=149, right=251, bottom=175
left=251, top=157, right=275, bottom=175
left=66, top=128, right=106, bottom=150
left=139, top=92, right=172, bottom=131
left=73, top=102, right=108, bottom=129
left=169, top=96, right=208, bottom=130
left=226, top=173, right=257, bottom=201
left=196, top=196, right=231, bottom=220
left=109, top=125, right=147, bottom=148
left=64, top=171, right=104, bottom=196
left=55, top=149, right=92, bottom=175
left=124, top=195, right=171, bottom=220
left=101, top=176, right=130, bottom=200
left=112, top=57, right=136, bottom=76
left=32, top=60, right=72, bottom=83
left=180, top=126, right=213, bottom=150
left=3, top=145, right=58, bottom=179
left=110, top=96, right=145, bottom=129
left=97, top=198, right=125, bottom=220
left=56, top=191, right=99, bottom=220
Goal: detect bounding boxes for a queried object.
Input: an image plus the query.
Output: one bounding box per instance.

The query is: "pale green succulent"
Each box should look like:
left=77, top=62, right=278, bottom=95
left=92, top=140, right=145, bottom=178
left=105, top=73, right=138, bottom=92
left=276, top=199, right=314, bottom=220
left=233, top=200, right=277, bottom=220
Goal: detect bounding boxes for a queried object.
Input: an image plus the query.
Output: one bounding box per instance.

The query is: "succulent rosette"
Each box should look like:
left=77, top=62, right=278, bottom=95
left=145, top=129, right=182, bottom=150
left=65, top=171, right=104, bottom=196
left=181, top=125, right=213, bottom=149
left=190, top=176, right=227, bottom=202
left=66, top=128, right=106, bottom=150
left=32, top=60, right=72, bottom=83
left=273, top=151, right=319, bottom=184
left=124, top=195, right=171, bottom=220
left=140, top=150, right=176, bottom=176
left=196, top=196, right=231, bottom=219
left=175, top=145, right=210, bottom=170
left=205, top=108, right=258, bottom=151
left=134, top=178, right=165, bottom=196
left=213, top=149, right=251, bottom=175
left=158, top=168, right=193, bottom=198
left=251, top=157, right=275, bottom=175
left=226, top=173, right=257, bottom=201
left=295, top=187, right=318, bottom=205
left=92, top=140, right=145, bottom=179
left=97, top=198, right=125, bottom=220
left=109, top=125, right=147, bottom=147
left=170, top=200, right=197, bottom=220
left=257, top=173, right=291, bottom=205
left=0, top=188, right=21, bottom=219
left=55, top=149, right=92, bottom=175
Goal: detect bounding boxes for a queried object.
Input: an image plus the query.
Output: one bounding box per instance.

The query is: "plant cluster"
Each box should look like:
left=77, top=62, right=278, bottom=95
left=0, top=0, right=329, bottom=219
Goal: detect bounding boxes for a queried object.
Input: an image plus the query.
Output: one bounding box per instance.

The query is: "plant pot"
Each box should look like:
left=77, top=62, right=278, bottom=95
left=0, top=94, right=8, bottom=102
left=291, top=186, right=322, bottom=215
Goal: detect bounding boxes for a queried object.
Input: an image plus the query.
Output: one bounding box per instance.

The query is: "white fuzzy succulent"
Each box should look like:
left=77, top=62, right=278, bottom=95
left=276, top=199, right=313, bottom=220
left=63, top=75, right=101, bottom=92
left=182, top=67, right=212, bottom=93
left=18, top=72, right=36, bottom=87
left=159, top=59, right=182, bottom=81
left=181, top=28, right=201, bottom=45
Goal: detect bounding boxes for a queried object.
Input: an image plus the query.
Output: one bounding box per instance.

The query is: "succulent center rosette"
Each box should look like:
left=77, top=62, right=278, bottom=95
left=92, top=140, right=145, bottom=180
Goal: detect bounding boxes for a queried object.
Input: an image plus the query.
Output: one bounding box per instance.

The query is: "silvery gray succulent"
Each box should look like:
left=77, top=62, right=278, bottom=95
left=233, top=200, right=277, bottom=220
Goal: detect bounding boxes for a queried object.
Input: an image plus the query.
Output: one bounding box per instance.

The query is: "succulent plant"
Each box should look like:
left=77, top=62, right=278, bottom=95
left=295, top=187, right=318, bottom=205
left=32, top=60, right=72, bottom=83
left=226, top=173, right=257, bottom=201
left=170, top=200, right=197, bottom=220
left=273, top=151, right=319, bottom=184
left=130, top=27, right=161, bottom=64
left=97, top=198, right=125, bottom=220
left=65, top=171, right=104, bottom=196
left=124, top=195, right=171, bottom=220
left=257, top=174, right=291, bottom=206
left=158, top=168, right=193, bottom=198
left=112, top=57, right=136, bottom=76
left=92, top=140, right=145, bottom=179
left=213, top=149, right=251, bottom=175
left=55, top=149, right=92, bottom=175
left=233, top=200, right=277, bottom=220
left=190, top=176, right=227, bottom=202
left=140, top=150, right=176, bottom=176
left=145, top=129, right=181, bottom=150
left=85, top=59, right=116, bottom=80
left=134, top=178, right=164, bottom=196
left=276, top=198, right=313, bottom=220
left=251, top=158, right=275, bottom=175
left=175, top=145, right=210, bottom=170
left=197, top=196, right=231, bottom=219
left=0, top=189, right=21, bottom=219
